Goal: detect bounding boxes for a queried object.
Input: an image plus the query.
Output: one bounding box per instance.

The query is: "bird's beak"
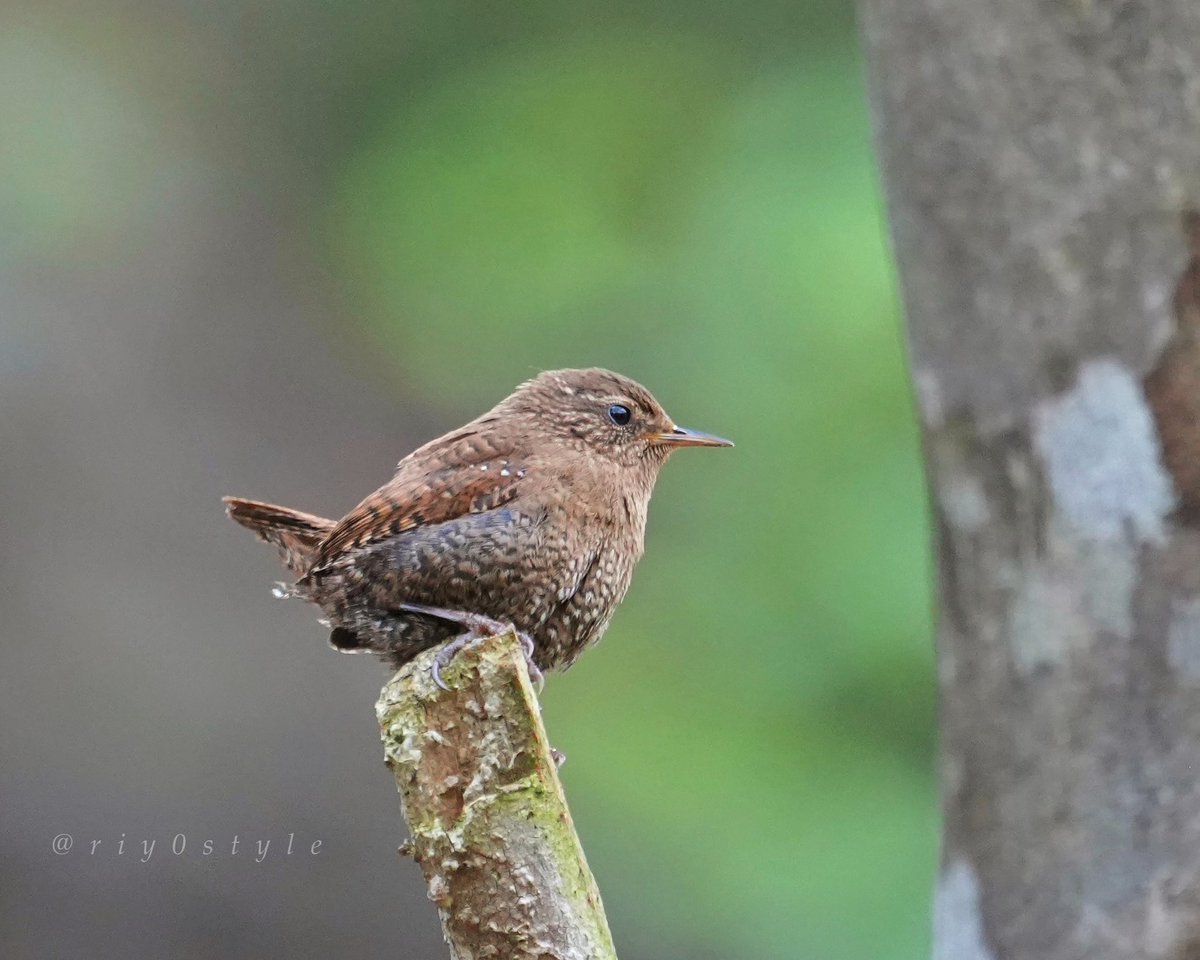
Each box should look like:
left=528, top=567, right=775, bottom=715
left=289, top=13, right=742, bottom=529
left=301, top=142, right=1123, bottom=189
left=647, top=426, right=734, bottom=448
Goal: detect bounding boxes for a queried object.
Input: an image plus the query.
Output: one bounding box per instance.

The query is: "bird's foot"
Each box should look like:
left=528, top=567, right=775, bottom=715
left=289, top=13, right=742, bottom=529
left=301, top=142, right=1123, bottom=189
left=397, top=602, right=541, bottom=691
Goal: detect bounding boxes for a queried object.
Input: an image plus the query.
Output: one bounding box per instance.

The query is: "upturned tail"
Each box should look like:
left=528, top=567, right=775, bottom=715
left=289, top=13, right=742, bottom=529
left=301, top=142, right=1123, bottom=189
left=223, top=496, right=336, bottom=576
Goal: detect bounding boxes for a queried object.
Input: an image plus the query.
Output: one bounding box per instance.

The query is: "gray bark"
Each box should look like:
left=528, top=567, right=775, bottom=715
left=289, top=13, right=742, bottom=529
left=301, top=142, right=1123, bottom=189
left=377, top=631, right=617, bottom=960
left=857, top=3, right=1200, bottom=958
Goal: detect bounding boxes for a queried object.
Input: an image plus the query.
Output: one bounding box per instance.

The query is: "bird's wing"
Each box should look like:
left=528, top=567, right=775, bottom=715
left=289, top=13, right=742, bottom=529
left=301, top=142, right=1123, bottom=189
left=309, top=426, right=528, bottom=571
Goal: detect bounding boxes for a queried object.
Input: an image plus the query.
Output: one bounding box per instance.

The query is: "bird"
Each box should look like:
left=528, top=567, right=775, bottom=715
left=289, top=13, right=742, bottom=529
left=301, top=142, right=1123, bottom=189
left=223, top=367, right=732, bottom=682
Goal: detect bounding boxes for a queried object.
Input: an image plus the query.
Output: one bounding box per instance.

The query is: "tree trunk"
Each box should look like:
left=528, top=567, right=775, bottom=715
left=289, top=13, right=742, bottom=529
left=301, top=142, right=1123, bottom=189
left=857, top=3, right=1200, bottom=958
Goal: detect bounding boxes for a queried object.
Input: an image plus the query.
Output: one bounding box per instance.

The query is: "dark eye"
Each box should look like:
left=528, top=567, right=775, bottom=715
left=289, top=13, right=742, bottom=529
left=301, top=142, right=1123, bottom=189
left=608, top=403, right=632, bottom=426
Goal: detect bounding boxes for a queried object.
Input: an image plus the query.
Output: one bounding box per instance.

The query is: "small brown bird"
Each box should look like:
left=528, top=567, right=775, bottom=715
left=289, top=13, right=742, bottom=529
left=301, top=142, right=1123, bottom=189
left=224, top=368, right=731, bottom=680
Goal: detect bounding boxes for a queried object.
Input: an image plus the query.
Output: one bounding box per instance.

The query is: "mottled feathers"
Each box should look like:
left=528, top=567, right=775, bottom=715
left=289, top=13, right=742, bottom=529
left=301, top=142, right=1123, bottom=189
left=224, top=368, right=730, bottom=672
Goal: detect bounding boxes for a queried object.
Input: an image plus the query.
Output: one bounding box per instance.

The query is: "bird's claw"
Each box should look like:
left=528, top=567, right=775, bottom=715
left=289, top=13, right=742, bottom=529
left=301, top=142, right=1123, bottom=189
left=431, top=634, right=476, bottom=691
left=518, top=632, right=545, bottom=691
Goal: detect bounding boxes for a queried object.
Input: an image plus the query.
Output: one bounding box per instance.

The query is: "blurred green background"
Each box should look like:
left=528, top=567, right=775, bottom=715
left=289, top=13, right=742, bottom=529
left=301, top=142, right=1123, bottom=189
left=0, top=2, right=934, bottom=958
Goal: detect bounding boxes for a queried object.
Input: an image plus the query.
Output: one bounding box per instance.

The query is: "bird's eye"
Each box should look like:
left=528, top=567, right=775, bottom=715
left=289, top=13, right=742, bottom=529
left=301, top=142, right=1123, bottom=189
left=608, top=403, right=632, bottom=426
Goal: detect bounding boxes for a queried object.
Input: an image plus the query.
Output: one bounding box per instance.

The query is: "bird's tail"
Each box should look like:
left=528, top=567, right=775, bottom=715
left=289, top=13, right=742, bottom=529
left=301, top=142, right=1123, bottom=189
left=222, top=496, right=336, bottom=576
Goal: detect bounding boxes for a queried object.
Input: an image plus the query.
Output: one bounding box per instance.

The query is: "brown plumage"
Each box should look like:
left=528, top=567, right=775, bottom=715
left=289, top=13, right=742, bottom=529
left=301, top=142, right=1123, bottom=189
left=223, top=368, right=732, bottom=673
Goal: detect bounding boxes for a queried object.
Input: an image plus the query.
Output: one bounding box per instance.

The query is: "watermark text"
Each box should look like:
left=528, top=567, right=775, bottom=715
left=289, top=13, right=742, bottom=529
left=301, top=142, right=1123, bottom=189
left=51, top=832, right=323, bottom=863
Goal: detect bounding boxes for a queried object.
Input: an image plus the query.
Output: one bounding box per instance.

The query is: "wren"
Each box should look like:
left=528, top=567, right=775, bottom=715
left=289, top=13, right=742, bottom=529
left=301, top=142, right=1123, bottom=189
left=224, top=368, right=732, bottom=677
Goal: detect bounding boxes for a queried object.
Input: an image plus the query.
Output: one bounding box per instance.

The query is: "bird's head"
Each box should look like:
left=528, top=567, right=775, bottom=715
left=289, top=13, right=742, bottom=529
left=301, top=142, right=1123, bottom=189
left=504, top=368, right=733, bottom=473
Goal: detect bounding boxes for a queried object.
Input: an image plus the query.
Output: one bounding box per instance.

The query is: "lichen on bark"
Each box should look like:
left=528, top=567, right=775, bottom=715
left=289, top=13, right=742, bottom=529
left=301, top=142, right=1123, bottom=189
left=377, top=630, right=617, bottom=960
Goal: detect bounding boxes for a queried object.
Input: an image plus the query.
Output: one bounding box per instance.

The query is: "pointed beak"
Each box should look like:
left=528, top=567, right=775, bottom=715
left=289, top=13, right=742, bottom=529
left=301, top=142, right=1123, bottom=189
left=647, top=426, right=735, bottom=449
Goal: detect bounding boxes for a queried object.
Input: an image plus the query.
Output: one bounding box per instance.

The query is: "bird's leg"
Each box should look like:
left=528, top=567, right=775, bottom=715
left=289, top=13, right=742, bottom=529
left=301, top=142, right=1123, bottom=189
left=396, top=602, right=543, bottom=691
left=396, top=601, right=509, bottom=638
